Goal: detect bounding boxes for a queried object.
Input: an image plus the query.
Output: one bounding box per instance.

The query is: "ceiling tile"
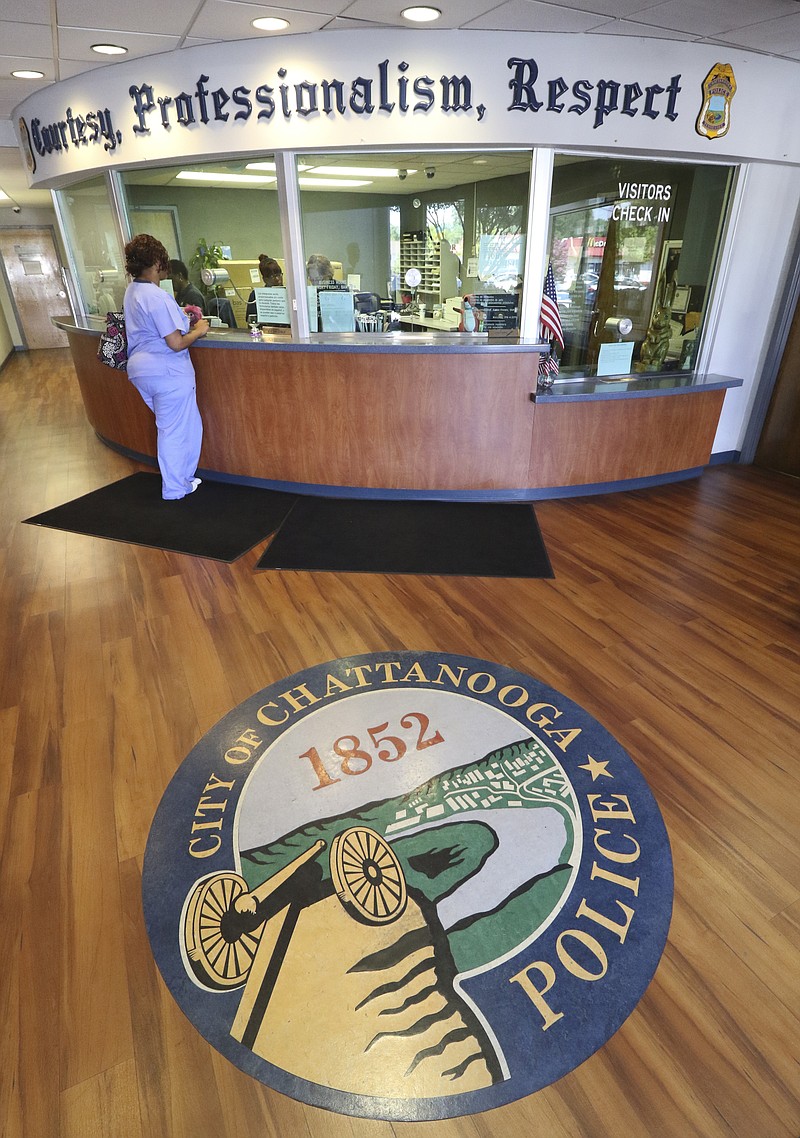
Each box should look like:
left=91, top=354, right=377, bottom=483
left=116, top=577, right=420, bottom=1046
left=57, top=27, right=181, bottom=63
left=231, top=0, right=352, bottom=11
left=710, top=14, right=800, bottom=55
left=189, top=1, right=335, bottom=39
left=324, top=17, right=403, bottom=31
left=339, top=0, right=494, bottom=28
left=463, top=1, right=614, bottom=33
left=57, top=0, right=192, bottom=36
left=0, top=20, right=54, bottom=56
left=58, top=58, right=111, bottom=79
left=0, top=57, right=56, bottom=80
left=621, top=0, right=800, bottom=37
left=542, top=0, right=669, bottom=14
left=0, top=0, right=51, bottom=23
left=593, top=19, right=698, bottom=40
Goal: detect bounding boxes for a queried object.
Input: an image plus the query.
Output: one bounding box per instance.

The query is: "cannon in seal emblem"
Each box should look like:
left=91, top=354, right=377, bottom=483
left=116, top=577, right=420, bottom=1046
left=182, top=826, right=503, bottom=1099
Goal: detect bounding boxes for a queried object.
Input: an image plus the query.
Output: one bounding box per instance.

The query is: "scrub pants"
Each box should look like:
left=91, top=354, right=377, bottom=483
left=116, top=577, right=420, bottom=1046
left=130, top=371, right=203, bottom=500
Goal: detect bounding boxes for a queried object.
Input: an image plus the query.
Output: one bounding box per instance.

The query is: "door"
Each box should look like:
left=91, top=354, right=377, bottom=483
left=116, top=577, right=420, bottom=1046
left=0, top=227, right=72, bottom=348
left=755, top=292, right=800, bottom=477
left=128, top=207, right=182, bottom=259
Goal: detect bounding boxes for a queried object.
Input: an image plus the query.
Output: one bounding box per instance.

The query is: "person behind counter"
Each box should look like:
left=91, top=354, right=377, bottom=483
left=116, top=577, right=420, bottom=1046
left=307, top=253, right=351, bottom=331
left=123, top=234, right=210, bottom=501
left=169, top=260, right=206, bottom=314
left=306, top=253, right=348, bottom=290
left=245, top=255, right=283, bottom=324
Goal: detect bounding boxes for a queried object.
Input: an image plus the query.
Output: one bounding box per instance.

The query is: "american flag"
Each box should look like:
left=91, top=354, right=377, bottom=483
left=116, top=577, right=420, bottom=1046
left=539, top=261, right=563, bottom=376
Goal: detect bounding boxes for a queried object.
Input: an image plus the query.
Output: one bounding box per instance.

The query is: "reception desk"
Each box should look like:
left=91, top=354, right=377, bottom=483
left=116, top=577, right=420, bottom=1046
left=57, top=318, right=742, bottom=500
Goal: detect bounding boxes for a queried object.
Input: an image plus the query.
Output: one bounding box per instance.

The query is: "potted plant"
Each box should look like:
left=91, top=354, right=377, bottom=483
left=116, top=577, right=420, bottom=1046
left=191, top=238, right=224, bottom=296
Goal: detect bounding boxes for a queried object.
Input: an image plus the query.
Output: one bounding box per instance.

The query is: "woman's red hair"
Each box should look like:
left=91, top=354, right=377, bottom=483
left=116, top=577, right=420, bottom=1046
left=125, top=234, right=171, bottom=278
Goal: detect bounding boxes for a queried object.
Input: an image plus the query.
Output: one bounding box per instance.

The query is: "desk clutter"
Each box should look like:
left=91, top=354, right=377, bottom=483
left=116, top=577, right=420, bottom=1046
left=202, top=256, right=517, bottom=334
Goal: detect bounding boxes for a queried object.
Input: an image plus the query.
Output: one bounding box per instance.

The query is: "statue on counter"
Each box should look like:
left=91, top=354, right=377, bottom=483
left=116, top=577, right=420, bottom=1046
left=638, top=272, right=677, bottom=372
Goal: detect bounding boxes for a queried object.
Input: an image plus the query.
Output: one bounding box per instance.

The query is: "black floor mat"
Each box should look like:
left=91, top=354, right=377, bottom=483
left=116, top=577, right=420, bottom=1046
left=24, top=473, right=297, bottom=562
left=256, top=496, right=553, bottom=577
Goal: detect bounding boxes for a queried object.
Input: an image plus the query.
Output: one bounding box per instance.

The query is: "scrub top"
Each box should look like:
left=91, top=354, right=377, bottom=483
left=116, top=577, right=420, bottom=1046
left=124, top=281, right=192, bottom=380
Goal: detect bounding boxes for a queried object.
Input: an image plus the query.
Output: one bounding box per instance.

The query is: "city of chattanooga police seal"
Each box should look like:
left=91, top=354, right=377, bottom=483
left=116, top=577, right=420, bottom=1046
left=143, top=651, right=673, bottom=1121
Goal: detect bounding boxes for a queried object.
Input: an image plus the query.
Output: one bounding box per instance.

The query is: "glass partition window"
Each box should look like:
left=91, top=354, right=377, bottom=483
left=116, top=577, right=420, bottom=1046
left=297, top=151, right=531, bottom=333
left=56, top=149, right=733, bottom=354
left=54, top=176, right=126, bottom=314
left=118, top=157, right=285, bottom=329
left=547, top=156, right=734, bottom=376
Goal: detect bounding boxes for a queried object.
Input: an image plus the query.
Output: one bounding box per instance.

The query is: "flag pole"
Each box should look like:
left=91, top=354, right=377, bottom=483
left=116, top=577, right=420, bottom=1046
left=537, top=260, right=564, bottom=388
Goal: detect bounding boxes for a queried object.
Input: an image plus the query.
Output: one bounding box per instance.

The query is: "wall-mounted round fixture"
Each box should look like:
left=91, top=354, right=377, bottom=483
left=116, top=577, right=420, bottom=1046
left=252, top=16, right=290, bottom=31
left=412, top=198, right=421, bottom=209
left=398, top=169, right=408, bottom=180
left=91, top=44, right=128, bottom=55
left=424, top=166, right=435, bottom=179
left=201, top=267, right=231, bottom=288
left=401, top=6, right=442, bottom=21
left=605, top=316, right=633, bottom=339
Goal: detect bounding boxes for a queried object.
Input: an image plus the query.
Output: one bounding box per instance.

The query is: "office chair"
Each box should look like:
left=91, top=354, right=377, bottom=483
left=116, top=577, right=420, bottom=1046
left=206, top=296, right=237, bottom=327
left=353, top=292, right=382, bottom=314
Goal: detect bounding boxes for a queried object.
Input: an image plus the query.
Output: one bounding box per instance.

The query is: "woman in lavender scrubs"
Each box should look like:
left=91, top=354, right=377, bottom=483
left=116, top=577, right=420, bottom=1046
left=123, top=234, right=210, bottom=500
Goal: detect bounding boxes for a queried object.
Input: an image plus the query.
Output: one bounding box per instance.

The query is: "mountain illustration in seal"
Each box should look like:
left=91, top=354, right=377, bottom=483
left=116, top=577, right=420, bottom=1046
left=182, top=737, right=578, bottom=1100
left=240, top=735, right=578, bottom=974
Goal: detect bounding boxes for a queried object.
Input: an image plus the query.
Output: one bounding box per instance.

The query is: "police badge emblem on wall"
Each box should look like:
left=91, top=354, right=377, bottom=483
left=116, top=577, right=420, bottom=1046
left=696, top=63, right=737, bottom=139
left=143, top=651, right=674, bottom=1121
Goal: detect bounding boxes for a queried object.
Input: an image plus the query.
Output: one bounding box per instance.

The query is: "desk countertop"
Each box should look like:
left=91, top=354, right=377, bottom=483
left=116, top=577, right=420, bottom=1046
left=538, top=371, right=744, bottom=401
left=56, top=316, right=547, bottom=356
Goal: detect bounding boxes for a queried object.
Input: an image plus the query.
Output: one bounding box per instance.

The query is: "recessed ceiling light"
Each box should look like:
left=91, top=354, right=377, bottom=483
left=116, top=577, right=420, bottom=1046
left=246, top=162, right=394, bottom=177
left=251, top=17, right=290, bottom=32
left=298, top=177, right=372, bottom=188
left=12, top=69, right=45, bottom=79
left=304, top=165, right=418, bottom=178
left=176, top=171, right=276, bottom=184
left=401, top=6, right=442, bottom=22
left=91, top=44, right=128, bottom=56
left=247, top=162, right=418, bottom=183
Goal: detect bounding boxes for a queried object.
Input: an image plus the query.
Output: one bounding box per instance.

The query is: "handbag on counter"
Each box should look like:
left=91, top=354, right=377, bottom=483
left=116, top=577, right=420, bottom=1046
left=97, top=311, right=128, bottom=371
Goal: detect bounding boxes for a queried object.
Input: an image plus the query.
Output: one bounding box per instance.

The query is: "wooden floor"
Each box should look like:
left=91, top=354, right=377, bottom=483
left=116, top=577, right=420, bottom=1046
left=1, top=347, right=798, bottom=1138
